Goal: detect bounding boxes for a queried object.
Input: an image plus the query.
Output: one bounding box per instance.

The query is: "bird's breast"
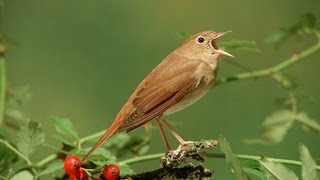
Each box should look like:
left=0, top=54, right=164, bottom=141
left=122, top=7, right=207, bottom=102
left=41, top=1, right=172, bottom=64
left=164, top=61, right=217, bottom=115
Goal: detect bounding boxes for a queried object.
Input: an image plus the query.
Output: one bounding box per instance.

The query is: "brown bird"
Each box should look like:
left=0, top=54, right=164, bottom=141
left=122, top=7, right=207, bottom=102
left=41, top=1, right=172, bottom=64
left=82, top=30, right=233, bottom=161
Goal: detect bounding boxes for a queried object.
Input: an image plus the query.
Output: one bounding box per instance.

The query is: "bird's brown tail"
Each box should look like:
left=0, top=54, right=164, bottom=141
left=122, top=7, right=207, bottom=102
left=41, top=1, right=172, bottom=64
left=82, top=119, right=121, bottom=161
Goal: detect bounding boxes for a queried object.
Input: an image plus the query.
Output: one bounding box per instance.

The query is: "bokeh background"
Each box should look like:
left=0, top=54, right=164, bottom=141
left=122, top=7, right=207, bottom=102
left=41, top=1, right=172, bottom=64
left=3, top=0, right=320, bottom=179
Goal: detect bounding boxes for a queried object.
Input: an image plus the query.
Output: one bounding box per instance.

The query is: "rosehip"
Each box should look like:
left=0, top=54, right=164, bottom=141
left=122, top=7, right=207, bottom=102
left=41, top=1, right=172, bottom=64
left=64, top=155, right=82, bottom=175
left=74, top=168, right=88, bottom=180
left=102, top=164, right=120, bottom=180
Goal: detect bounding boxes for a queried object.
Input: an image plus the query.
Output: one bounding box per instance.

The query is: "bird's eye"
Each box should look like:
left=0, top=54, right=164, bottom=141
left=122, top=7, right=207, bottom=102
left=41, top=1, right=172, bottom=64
left=197, top=36, right=205, bottom=44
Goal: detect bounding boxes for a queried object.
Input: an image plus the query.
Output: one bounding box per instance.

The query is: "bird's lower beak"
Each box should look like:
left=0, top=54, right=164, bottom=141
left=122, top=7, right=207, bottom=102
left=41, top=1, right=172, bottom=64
left=214, top=49, right=234, bottom=58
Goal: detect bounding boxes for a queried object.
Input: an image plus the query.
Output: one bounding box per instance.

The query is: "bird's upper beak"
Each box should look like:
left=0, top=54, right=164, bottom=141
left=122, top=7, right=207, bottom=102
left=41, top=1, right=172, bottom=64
left=211, top=31, right=234, bottom=58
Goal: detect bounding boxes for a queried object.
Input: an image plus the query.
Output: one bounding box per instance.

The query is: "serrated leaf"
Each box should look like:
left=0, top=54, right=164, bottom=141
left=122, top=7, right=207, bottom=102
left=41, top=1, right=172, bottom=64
left=219, top=136, right=249, bottom=180
left=243, top=167, right=267, bottom=180
left=244, top=110, right=294, bottom=145
left=37, top=161, right=63, bottom=177
left=219, top=39, right=260, bottom=52
left=16, top=120, right=45, bottom=156
left=52, top=117, right=79, bottom=141
left=296, top=112, right=320, bottom=132
left=299, top=144, right=319, bottom=180
left=260, top=161, right=298, bottom=180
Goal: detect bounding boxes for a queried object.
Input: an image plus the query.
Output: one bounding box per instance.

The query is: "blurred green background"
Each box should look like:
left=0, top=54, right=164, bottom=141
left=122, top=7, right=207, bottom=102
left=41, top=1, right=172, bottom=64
left=3, top=0, right=320, bottom=179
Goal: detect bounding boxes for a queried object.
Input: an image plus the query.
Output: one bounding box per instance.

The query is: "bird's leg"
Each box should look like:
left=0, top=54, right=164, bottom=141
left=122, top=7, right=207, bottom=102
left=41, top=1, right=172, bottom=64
left=156, top=118, right=171, bottom=151
left=158, top=118, right=194, bottom=146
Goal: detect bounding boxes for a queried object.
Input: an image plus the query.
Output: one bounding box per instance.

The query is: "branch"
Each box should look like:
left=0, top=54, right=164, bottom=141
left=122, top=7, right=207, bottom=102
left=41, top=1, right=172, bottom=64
left=123, top=165, right=212, bottom=180
left=119, top=151, right=320, bottom=171
left=216, top=33, right=320, bottom=85
left=122, top=139, right=218, bottom=179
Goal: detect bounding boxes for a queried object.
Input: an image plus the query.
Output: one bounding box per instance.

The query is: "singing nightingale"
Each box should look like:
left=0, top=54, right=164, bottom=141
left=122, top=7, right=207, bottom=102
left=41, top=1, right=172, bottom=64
left=83, top=30, right=233, bottom=160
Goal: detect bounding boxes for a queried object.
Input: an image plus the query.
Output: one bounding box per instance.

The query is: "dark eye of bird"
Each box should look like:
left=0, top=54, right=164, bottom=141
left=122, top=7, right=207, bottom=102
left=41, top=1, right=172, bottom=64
left=197, top=37, right=205, bottom=44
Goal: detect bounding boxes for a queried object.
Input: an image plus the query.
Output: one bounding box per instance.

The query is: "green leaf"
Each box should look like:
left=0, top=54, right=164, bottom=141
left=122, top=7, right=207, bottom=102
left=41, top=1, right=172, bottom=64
left=299, top=144, right=319, bottom=180
left=296, top=112, right=320, bottom=132
left=103, top=133, right=132, bottom=149
left=244, top=110, right=294, bottom=145
left=102, top=133, right=151, bottom=157
left=260, top=161, right=298, bottom=180
left=10, top=170, right=34, bottom=180
left=37, top=161, right=63, bottom=177
left=265, top=30, right=295, bottom=45
left=243, top=167, right=267, bottom=180
left=219, top=39, right=260, bottom=52
left=52, top=117, right=79, bottom=143
left=16, top=120, right=45, bottom=156
left=80, top=147, right=117, bottom=166
left=219, top=136, right=249, bottom=180
left=119, top=164, right=134, bottom=176
left=0, top=56, right=5, bottom=125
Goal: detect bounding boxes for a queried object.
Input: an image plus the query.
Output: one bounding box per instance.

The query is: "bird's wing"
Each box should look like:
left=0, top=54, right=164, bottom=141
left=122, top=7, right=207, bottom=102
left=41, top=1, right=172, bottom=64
left=117, top=57, right=202, bottom=132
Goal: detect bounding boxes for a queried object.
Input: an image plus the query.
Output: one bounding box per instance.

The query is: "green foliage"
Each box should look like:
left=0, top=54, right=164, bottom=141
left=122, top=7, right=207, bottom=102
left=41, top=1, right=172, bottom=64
left=220, top=136, right=249, bottom=180
left=37, top=161, right=63, bottom=177
left=260, top=161, right=298, bottom=180
left=265, top=13, right=318, bottom=45
left=16, top=120, right=45, bottom=157
left=299, top=144, right=319, bottom=180
left=245, top=110, right=320, bottom=145
left=0, top=140, right=17, bottom=176
left=52, top=117, right=79, bottom=146
left=244, top=110, right=295, bottom=144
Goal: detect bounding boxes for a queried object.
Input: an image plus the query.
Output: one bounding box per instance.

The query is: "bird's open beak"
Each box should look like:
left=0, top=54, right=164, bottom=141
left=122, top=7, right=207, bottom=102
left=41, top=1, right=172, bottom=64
left=211, top=31, right=234, bottom=58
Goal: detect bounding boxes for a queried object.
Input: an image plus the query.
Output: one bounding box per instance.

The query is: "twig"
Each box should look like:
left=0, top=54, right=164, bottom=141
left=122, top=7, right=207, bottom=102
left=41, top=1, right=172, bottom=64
left=216, top=35, right=320, bottom=85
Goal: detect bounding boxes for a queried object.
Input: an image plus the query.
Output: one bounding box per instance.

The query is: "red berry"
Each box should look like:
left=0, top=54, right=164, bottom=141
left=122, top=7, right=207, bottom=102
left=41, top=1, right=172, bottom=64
left=74, top=168, right=88, bottom=180
left=69, top=168, right=88, bottom=180
left=64, top=155, right=82, bottom=175
left=69, top=174, right=77, bottom=180
left=102, top=164, right=120, bottom=180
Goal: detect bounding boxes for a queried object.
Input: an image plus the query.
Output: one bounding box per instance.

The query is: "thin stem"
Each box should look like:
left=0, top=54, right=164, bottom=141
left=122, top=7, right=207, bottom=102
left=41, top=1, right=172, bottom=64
left=0, top=56, right=6, bottom=124
left=36, top=154, right=58, bottom=167
left=0, top=139, right=38, bottom=175
left=118, top=153, right=164, bottom=166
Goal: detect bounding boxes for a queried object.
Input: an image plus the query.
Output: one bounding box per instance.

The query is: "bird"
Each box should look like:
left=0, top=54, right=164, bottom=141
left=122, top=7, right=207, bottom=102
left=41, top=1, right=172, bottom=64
left=82, top=30, right=233, bottom=161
